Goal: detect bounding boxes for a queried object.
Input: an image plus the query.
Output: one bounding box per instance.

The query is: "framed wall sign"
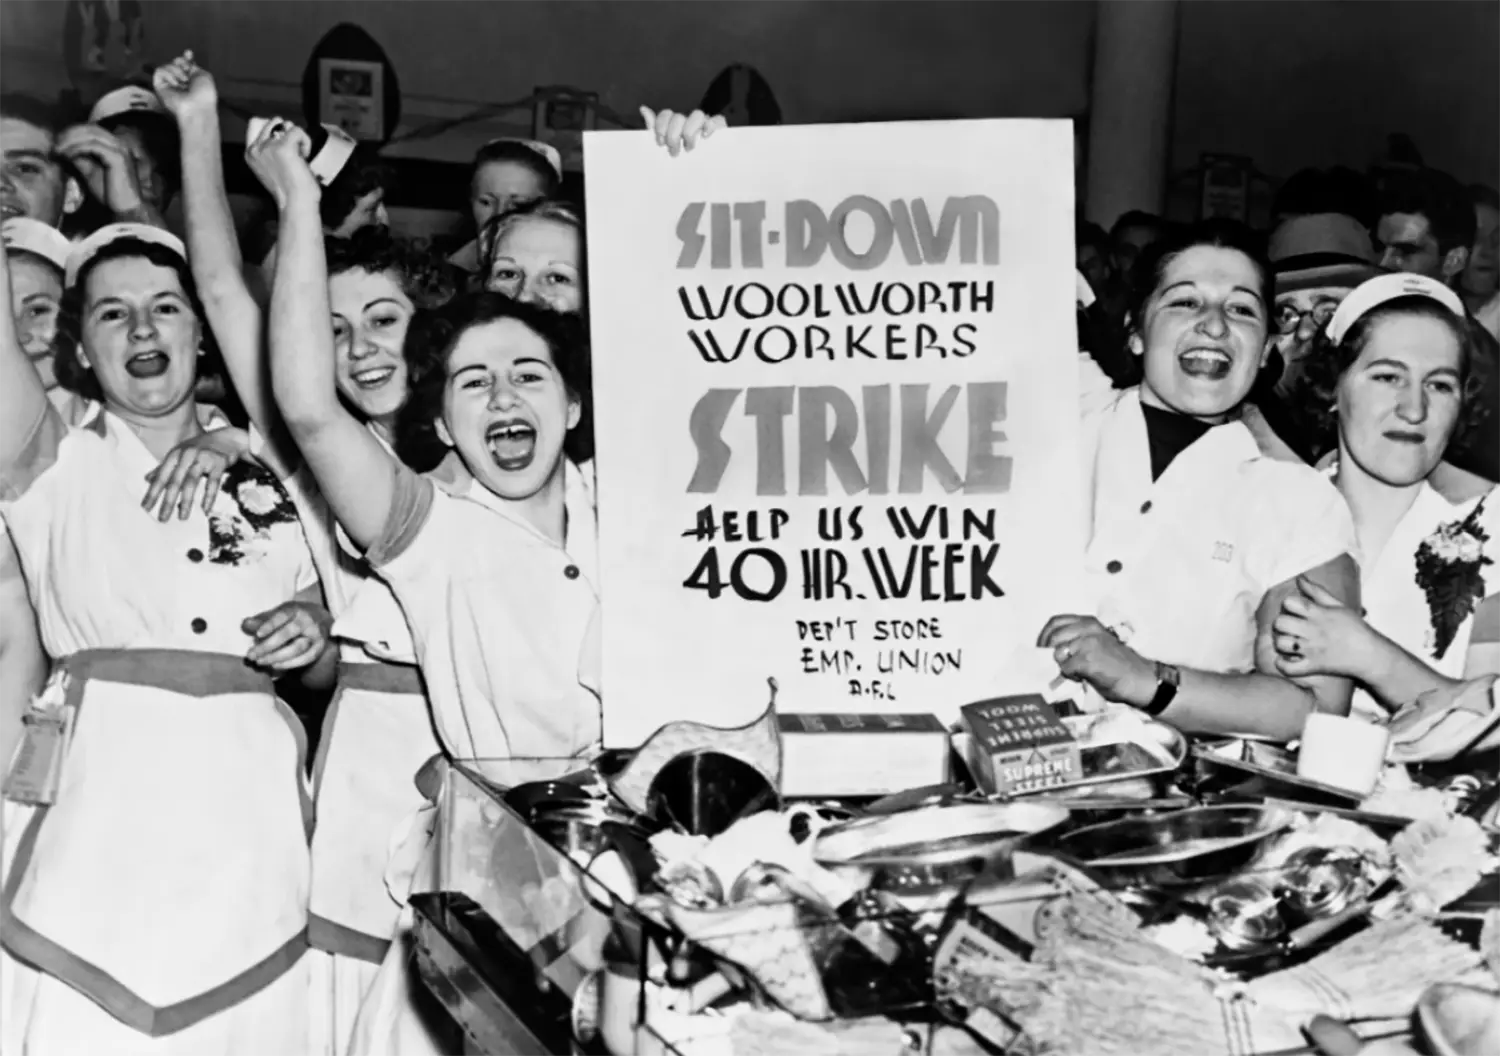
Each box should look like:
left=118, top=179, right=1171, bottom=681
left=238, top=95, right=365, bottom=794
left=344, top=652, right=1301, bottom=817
left=319, top=57, right=385, bottom=141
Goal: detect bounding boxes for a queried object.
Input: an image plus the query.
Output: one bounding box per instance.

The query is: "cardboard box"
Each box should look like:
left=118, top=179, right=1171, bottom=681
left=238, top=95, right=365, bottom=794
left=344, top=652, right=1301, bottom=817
left=960, top=695, right=1081, bottom=796
left=778, top=713, right=949, bottom=798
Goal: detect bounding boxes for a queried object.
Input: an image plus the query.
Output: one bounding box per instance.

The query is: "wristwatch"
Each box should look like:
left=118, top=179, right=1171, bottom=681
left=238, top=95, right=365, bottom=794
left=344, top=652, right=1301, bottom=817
left=1142, top=661, right=1180, bottom=717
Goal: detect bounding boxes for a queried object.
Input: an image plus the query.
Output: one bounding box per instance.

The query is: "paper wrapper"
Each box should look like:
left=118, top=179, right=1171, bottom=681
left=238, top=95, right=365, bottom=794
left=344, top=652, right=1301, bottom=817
left=656, top=898, right=834, bottom=1021
left=610, top=693, right=782, bottom=816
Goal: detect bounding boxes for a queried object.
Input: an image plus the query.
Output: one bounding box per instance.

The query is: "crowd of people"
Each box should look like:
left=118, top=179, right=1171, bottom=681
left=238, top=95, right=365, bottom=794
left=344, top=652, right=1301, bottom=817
left=0, top=43, right=1496, bottom=1056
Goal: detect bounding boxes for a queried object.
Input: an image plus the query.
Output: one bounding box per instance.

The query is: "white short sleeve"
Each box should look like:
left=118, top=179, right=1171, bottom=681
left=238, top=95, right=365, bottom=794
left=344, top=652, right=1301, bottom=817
left=1252, top=463, right=1357, bottom=588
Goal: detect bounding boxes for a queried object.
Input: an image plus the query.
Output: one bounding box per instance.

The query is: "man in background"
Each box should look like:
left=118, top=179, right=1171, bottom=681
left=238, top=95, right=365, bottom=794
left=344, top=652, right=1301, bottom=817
left=1375, top=169, right=1498, bottom=482
left=1461, top=184, right=1499, bottom=340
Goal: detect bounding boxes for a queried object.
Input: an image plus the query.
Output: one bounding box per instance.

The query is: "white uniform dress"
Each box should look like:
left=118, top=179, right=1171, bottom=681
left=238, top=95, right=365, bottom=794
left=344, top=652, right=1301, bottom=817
left=347, top=457, right=601, bottom=1056
left=269, top=433, right=465, bottom=1055
left=0, top=401, right=325, bottom=1055
left=1346, top=480, right=1499, bottom=723
left=1078, top=356, right=1357, bottom=678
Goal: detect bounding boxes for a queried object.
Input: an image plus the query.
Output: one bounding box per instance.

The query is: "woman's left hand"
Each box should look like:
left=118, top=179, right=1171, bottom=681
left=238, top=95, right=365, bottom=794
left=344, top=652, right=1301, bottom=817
left=1272, top=575, right=1377, bottom=680
left=641, top=107, right=726, bottom=156
left=1037, top=614, right=1156, bottom=706
left=243, top=601, right=332, bottom=673
left=143, top=426, right=252, bottom=521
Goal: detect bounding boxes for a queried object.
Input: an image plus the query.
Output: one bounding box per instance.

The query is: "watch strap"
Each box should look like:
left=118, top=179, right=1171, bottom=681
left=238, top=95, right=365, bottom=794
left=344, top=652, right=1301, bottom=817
left=1143, top=661, right=1180, bottom=717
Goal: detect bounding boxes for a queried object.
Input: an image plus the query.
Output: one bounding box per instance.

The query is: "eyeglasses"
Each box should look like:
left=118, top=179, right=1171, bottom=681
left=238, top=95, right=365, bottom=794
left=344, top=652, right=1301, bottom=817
left=1274, top=300, right=1338, bottom=335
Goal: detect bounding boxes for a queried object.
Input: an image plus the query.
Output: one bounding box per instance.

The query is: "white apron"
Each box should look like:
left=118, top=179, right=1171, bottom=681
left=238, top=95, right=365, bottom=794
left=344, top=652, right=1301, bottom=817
left=272, top=445, right=463, bottom=1054
left=0, top=402, right=328, bottom=1052
left=308, top=659, right=436, bottom=966
left=1, top=650, right=316, bottom=1051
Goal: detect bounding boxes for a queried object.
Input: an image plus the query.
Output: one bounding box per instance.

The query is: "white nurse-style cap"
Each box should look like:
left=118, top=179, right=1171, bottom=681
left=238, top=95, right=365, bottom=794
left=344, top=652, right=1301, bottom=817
left=309, top=124, right=359, bottom=187
left=479, top=137, right=564, bottom=180
left=2, top=218, right=72, bottom=273
left=247, top=118, right=359, bottom=188
left=1326, top=272, right=1466, bottom=344
left=64, top=223, right=188, bottom=288
left=89, top=85, right=170, bottom=126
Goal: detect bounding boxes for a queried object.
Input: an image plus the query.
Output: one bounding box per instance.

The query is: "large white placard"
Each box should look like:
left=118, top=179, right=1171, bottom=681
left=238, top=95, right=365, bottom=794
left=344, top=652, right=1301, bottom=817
left=585, top=120, right=1083, bottom=748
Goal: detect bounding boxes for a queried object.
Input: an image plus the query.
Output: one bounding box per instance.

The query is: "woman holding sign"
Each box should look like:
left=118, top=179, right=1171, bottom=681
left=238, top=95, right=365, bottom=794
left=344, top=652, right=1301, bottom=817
left=1041, top=220, right=1361, bottom=742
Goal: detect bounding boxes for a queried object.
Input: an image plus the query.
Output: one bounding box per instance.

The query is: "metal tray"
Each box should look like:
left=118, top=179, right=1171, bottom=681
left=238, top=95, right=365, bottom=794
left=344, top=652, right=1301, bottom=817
left=954, top=711, right=1189, bottom=799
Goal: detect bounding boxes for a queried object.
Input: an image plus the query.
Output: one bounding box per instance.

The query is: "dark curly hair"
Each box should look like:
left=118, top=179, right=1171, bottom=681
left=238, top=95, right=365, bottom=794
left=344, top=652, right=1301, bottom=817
left=54, top=237, right=221, bottom=404
left=319, top=143, right=391, bottom=233
left=1123, top=218, right=1273, bottom=336
left=394, top=291, right=589, bottom=473
left=324, top=226, right=459, bottom=311
left=1291, top=295, right=1486, bottom=459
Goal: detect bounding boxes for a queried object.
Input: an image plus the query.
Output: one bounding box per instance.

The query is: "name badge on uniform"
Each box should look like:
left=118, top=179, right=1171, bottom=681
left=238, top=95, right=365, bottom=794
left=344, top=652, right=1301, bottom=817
left=3, top=669, right=77, bottom=807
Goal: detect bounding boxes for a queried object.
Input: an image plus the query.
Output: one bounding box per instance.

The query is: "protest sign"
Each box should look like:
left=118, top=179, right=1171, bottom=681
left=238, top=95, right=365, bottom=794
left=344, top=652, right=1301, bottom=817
left=585, top=119, right=1082, bottom=748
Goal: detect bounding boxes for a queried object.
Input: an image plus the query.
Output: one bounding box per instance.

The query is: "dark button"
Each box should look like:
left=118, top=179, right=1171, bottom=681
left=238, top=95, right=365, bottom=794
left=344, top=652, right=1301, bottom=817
left=563, top=565, right=581, bottom=580
left=187, top=548, right=204, bottom=563
left=1139, top=501, right=1152, bottom=514
left=190, top=617, right=208, bottom=634
left=1106, top=560, right=1123, bottom=574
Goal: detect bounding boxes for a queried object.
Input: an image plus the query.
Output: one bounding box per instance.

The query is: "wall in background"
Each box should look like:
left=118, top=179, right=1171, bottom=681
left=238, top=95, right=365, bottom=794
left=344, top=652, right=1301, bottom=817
left=1171, top=0, right=1499, bottom=198
left=0, top=0, right=1093, bottom=158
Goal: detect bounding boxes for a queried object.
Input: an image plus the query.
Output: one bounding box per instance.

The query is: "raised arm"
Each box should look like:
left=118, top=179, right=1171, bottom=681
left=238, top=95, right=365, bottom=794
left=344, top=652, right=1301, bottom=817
left=256, top=121, right=397, bottom=551
left=154, top=53, right=297, bottom=473
left=0, top=237, right=52, bottom=473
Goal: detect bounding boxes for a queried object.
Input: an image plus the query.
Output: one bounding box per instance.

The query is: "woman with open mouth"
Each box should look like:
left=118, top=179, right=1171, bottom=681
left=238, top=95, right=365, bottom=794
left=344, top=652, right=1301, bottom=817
left=482, top=197, right=595, bottom=463
left=0, top=223, right=335, bottom=1053
left=1039, top=219, right=1362, bottom=743
left=259, top=114, right=600, bottom=1053
left=148, top=52, right=464, bottom=1053
left=1270, top=273, right=1498, bottom=748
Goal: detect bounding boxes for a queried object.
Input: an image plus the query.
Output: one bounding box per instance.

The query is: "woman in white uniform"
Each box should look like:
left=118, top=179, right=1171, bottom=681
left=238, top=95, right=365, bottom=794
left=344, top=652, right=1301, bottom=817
left=151, top=53, right=460, bottom=1052
left=1040, top=220, right=1360, bottom=742
left=0, top=225, right=334, bottom=1054
left=258, top=121, right=600, bottom=1055
left=1270, top=273, right=1498, bottom=722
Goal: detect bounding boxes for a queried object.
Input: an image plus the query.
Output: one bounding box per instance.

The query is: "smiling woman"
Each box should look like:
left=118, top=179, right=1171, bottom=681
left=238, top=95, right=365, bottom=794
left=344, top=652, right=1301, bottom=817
left=0, top=224, right=334, bottom=1053
left=1045, top=220, right=1360, bottom=743
left=54, top=230, right=211, bottom=416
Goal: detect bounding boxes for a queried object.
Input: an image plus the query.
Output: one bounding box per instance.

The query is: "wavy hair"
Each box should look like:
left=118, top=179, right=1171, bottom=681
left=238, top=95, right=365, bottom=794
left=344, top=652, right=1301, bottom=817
left=479, top=197, right=584, bottom=278
left=54, top=238, right=220, bottom=403
left=394, top=291, right=590, bottom=472
left=1290, top=296, right=1487, bottom=458
left=324, top=225, right=459, bottom=311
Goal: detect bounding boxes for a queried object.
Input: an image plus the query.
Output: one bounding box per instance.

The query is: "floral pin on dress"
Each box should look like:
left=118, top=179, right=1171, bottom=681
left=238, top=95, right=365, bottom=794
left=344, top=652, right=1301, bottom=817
left=206, top=459, right=300, bottom=566
left=1415, top=498, right=1493, bottom=660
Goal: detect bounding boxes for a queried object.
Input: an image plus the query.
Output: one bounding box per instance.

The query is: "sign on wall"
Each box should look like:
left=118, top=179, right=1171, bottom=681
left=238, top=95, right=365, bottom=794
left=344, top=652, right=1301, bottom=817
left=585, top=120, right=1082, bottom=748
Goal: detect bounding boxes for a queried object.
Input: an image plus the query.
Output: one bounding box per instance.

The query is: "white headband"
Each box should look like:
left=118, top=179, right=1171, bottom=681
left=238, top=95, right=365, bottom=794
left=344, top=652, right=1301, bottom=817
left=2, top=218, right=72, bottom=273
left=480, top=137, right=563, bottom=180
left=89, top=84, right=168, bottom=125
left=65, top=223, right=188, bottom=288
left=1326, top=272, right=1466, bottom=344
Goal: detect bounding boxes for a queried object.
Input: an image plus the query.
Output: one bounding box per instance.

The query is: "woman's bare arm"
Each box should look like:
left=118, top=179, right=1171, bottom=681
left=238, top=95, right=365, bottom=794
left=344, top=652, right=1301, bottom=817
left=1156, top=555, right=1358, bottom=740
left=266, top=154, right=397, bottom=552
left=158, top=56, right=299, bottom=473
